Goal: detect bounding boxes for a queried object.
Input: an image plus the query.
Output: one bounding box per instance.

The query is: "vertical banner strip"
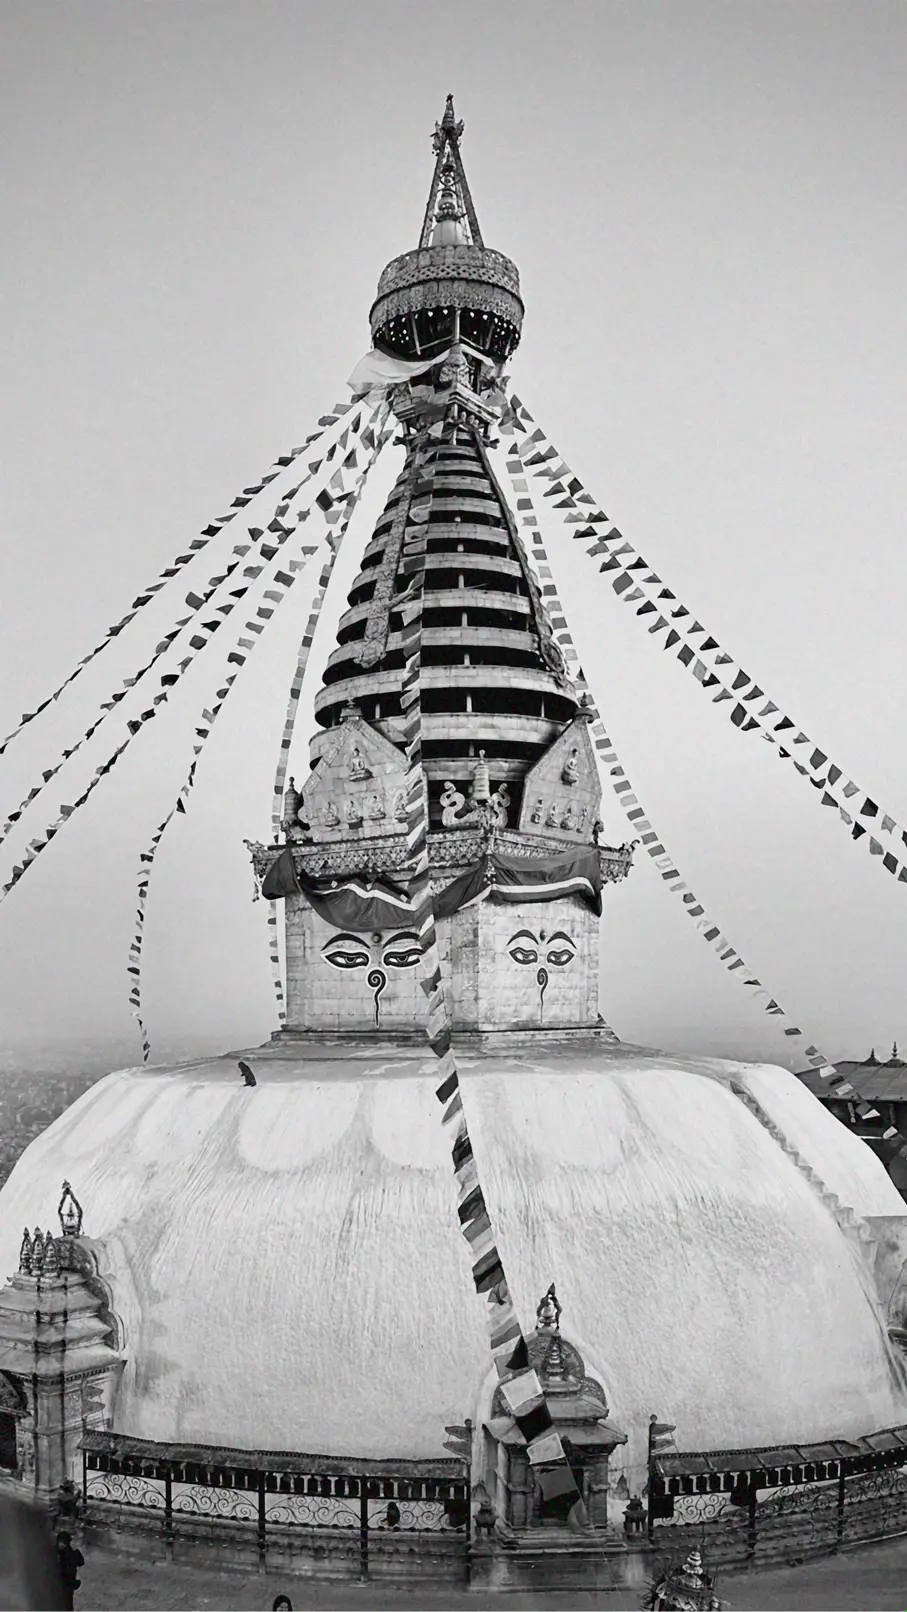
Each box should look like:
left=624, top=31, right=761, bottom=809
left=396, top=415, right=584, bottom=1507
left=126, top=406, right=387, bottom=1058
left=503, top=393, right=907, bottom=888
left=0, top=401, right=361, bottom=760
left=501, top=422, right=904, bottom=1152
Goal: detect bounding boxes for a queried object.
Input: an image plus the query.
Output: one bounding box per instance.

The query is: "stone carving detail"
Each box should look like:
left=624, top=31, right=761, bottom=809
left=440, top=775, right=509, bottom=832
left=518, top=719, right=603, bottom=843
left=440, top=782, right=470, bottom=827
left=348, top=746, right=372, bottom=781
left=561, top=748, right=580, bottom=786
left=297, top=718, right=408, bottom=844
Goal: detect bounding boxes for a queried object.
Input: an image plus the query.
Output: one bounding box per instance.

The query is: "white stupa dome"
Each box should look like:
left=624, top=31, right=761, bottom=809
left=2, top=1038, right=904, bottom=1474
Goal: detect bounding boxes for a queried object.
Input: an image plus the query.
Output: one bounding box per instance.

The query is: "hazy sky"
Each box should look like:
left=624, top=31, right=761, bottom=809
left=1, top=0, right=906, bottom=1071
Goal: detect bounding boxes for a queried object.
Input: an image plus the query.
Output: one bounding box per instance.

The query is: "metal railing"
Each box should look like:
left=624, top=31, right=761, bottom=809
left=647, top=1428, right=907, bottom=1566
left=81, top=1433, right=470, bottom=1581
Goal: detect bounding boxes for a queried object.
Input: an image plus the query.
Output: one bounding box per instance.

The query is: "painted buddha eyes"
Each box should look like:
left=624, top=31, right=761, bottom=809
left=322, top=932, right=422, bottom=972
left=507, top=929, right=576, bottom=968
left=381, top=936, right=422, bottom=969
left=322, top=937, right=371, bottom=970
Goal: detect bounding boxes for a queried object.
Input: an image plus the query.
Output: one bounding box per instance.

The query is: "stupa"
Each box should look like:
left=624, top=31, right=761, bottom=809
left=2, top=97, right=907, bottom=1584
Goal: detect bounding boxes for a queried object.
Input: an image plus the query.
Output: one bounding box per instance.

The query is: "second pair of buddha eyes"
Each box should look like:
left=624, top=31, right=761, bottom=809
left=507, top=929, right=576, bottom=969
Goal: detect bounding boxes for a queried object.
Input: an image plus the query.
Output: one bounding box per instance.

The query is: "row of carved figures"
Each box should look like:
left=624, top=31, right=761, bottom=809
left=529, top=796, right=589, bottom=834
left=19, top=1227, right=62, bottom=1276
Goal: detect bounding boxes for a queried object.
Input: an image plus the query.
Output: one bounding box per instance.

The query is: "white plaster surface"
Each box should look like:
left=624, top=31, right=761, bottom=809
left=1, top=1041, right=906, bottom=1473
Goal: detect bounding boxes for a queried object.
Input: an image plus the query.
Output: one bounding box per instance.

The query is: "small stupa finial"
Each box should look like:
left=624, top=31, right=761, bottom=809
left=422, top=95, right=482, bottom=250
left=58, top=1180, right=83, bottom=1238
left=536, top=1282, right=562, bottom=1331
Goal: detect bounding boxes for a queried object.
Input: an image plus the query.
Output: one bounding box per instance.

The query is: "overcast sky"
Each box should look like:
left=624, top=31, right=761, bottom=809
left=1, top=0, right=905, bottom=1072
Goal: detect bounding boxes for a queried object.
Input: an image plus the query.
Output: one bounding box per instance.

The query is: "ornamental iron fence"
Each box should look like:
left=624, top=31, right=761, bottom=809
left=81, top=1433, right=470, bottom=1581
left=647, top=1424, right=907, bottom=1567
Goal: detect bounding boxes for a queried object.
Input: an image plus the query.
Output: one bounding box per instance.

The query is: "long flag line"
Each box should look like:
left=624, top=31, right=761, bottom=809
left=396, top=416, right=587, bottom=1518
left=127, top=404, right=387, bottom=1060
left=502, top=393, right=907, bottom=891
left=498, top=419, right=907, bottom=1156
left=0, top=412, right=378, bottom=912
left=0, top=400, right=364, bottom=762
left=262, top=407, right=393, bottom=1025
left=0, top=416, right=367, bottom=851
left=269, top=408, right=394, bottom=841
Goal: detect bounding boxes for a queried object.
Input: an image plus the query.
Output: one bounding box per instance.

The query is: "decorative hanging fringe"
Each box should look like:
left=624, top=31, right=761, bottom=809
left=0, top=411, right=378, bottom=910
left=127, top=405, right=390, bottom=1058
left=396, top=416, right=586, bottom=1516
left=0, top=401, right=361, bottom=761
left=499, top=421, right=907, bottom=1158
left=503, top=393, right=907, bottom=892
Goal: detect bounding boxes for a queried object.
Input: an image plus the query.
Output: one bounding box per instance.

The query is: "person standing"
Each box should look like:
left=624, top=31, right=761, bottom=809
left=55, top=1531, right=84, bottom=1612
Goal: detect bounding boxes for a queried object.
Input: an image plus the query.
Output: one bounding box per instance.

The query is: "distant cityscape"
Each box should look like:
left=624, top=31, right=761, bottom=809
left=0, top=1033, right=240, bottom=1190
left=0, top=1069, right=102, bottom=1190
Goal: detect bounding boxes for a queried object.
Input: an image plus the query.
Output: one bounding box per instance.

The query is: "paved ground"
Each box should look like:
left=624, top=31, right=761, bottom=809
left=75, top=1535, right=907, bottom=1611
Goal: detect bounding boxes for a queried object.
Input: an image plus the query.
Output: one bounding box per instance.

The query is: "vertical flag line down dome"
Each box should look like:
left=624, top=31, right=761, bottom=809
left=394, top=411, right=586, bottom=1518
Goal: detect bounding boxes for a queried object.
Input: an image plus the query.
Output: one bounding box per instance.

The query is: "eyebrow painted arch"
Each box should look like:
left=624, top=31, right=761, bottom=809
left=546, top=930, right=576, bottom=949
left=322, top=932, right=369, bottom=951
left=508, top=929, right=539, bottom=945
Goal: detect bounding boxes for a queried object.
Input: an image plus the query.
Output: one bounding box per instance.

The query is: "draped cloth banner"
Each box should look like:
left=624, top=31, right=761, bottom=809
left=498, top=420, right=907, bottom=1162
left=391, top=417, right=586, bottom=1518
left=0, top=400, right=360, bottom=761
left=502, top=391, right=907, bottom=892
left=260, top=845, right=604, bottom=927
left=127, top=405, right=389, bottom=1058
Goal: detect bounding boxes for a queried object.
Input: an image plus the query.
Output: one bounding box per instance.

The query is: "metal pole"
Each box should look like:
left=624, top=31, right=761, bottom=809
left=164, top=1469, right=173, bottom=1557
left=81, top=1450, right=87, bottom=1510
left=746, top=1482, right=758, bottom=1563
left=464, top=1418, right=473, bottom=1586
left=257, top=1473, right=267, bottom=1568
left=359, top=1477, right=370, bottom=1582
left=836, top=1464, right=847, bottom=1551
left=646, top=1418, right=655, bottom=1543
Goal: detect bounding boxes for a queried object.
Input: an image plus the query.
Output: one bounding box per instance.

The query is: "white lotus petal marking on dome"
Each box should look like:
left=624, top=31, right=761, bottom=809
left=236, top=1080, right=360, bottom=1169
left=369, top=1074, right=452, bottom=1169
left=40, top=1072, right=161, bottom=1161
left=132, top=1083, right=235, bottom=1164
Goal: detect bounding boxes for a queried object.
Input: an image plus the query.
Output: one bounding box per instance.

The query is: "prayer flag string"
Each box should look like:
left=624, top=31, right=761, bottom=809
left=396, top=416, right=586, bottom=1516
left=0, top=413, right=367, bottom=851
left=0, top=414, right=374, bottom=911
left=127, top=404, right=389, bottom=1059
left=499, top=419, right=907, bottom=1158
left=0, top=401, right=361, bottom=761
left=502, top=393, right=907, bottom=892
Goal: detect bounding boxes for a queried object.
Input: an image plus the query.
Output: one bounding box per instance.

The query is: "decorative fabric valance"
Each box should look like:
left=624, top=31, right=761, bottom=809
left=260, top=845, right=603, bottom=929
